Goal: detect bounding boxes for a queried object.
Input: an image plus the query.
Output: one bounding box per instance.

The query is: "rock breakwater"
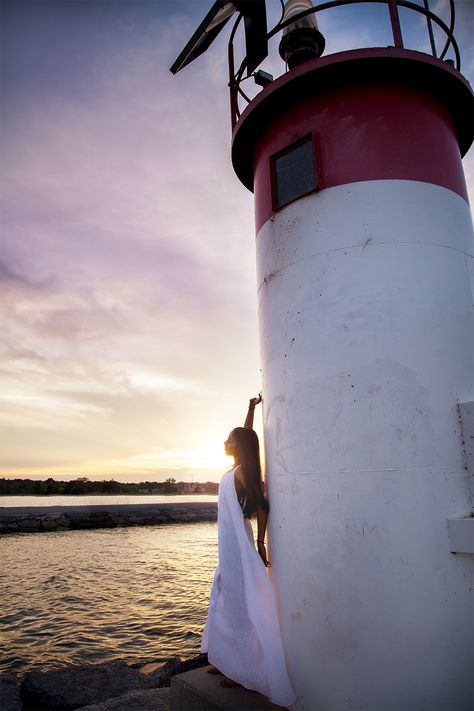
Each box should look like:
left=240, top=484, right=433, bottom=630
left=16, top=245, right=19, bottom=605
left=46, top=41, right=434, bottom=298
left=1, top=654, right=209, bottom=711
left=0, top=502, right=217, bottom=535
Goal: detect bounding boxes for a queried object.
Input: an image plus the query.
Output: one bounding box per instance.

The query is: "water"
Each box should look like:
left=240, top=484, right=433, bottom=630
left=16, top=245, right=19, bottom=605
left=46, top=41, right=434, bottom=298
left=0, top=494, right=217, bottom=508
left=0, top=521, right=240, bottom=680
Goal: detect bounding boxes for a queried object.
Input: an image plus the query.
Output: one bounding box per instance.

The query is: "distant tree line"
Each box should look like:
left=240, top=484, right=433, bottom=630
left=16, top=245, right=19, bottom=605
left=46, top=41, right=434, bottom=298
left=0, top=477, right=218, bottom=496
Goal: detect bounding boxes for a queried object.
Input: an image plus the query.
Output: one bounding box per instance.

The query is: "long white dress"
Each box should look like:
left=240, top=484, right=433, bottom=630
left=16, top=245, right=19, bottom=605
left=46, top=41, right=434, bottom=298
left=201, top=467, right=296, bottom=708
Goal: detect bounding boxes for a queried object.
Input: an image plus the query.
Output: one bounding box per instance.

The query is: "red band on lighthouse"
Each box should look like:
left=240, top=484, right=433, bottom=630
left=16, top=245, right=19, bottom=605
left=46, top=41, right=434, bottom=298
left=231, top=49, right=473, bottom=233
left=253, top=80, right=468, bottom=232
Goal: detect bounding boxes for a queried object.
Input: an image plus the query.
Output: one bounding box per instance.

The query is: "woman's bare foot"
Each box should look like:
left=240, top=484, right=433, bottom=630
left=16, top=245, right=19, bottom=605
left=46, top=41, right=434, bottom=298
left=220, top=677, right=241, bottom=688
left=207, top=665, right=221, bottom=674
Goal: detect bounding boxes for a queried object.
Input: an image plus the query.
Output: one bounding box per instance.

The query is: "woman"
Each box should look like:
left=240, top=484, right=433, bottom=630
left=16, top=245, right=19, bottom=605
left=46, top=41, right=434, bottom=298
left=201, top=395, right=296, bottom=708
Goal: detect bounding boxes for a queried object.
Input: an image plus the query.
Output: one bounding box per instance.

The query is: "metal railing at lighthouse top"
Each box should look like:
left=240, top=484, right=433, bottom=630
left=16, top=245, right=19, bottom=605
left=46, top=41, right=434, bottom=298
left=228, top=0, right=460, bottom=129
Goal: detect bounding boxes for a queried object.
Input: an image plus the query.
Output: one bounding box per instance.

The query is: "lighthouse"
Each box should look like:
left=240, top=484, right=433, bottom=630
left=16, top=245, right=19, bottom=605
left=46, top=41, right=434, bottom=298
left=172, top=1, right=474, bottom=708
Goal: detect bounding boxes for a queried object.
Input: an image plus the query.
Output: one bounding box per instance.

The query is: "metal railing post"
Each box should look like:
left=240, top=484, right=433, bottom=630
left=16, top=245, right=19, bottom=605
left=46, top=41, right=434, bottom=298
left=229, top=42, right=238, bottom=130
left=228, top=14, right=243, bottom=130
left=388, top=0, right=404, bottom=47
left=423, top=0, right=437, bottom=57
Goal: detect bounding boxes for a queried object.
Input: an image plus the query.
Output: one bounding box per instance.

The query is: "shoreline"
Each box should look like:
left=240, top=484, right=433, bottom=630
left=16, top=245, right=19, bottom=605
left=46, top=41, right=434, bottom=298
left=0, top=492, right=216, bottom=497
left=0, top=501, right=217, bottom=534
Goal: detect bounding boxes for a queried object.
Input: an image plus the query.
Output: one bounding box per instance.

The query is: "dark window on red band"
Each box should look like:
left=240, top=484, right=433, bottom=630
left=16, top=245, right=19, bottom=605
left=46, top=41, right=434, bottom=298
left=272, top=136, right=317, bottom=210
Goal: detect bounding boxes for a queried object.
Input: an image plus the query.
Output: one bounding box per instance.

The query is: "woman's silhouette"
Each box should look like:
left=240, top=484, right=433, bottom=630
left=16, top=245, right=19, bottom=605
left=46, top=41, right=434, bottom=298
left=200, top=396, right=296, bottom=707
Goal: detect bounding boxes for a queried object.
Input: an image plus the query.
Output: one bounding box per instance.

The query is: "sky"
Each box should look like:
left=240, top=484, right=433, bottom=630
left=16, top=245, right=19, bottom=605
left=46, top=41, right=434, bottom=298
left=1, top=0, right=473, bottom=483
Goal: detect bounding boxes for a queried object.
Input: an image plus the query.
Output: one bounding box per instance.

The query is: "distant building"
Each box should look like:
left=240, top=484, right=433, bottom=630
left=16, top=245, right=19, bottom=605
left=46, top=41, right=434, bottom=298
left=175, top=481, right=218, bottom=494
left=176, top=481, right=196, bottom=494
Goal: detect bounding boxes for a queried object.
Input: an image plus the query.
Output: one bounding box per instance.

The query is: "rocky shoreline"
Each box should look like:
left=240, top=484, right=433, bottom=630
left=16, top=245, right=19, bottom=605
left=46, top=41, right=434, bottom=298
left=0, top=502, right=217, bottom=534
left=1, top=653, right=209, bottom=711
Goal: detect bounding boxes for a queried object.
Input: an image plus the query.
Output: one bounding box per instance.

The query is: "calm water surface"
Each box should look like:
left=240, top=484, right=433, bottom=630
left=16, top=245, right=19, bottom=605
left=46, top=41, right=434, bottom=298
left=0, top=494, right=217, bottom=507
left=0, top=521, right=244, bottom=679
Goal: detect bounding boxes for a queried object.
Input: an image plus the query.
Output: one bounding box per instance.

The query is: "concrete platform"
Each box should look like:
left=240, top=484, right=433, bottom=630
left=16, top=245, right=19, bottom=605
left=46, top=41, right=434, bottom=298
left=171, top=666, right=288, bottom=711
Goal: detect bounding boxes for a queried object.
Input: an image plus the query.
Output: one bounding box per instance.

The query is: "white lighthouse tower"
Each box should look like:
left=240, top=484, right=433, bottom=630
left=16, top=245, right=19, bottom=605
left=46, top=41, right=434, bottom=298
left=173, top=1, right=474, bottom=708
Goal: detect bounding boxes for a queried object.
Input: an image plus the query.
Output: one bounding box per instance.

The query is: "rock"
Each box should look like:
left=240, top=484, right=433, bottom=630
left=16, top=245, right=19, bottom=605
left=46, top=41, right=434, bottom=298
left=75, top=687, right=170, bottom=711
left=86, top=512, right=117, bottom=528
left=41, top=519, right=60, bottom=531
left=40, top=514, right=69, bottom=531
left=138, top=653, right=209, bottom=688
left=0, top=672, right=22, bottom=711
left=173, top=653, right=209, bottom=676
left=175, top=513, right=198, bottom=522
left=17, top=654, right=208, bottom=710
left=20, top=660, right=150, bottom=710
left=18, top=518, right=41, bottom=531
left=141, top=658, right=182, bottom=688
left=1, top=503, right=216, bottom=535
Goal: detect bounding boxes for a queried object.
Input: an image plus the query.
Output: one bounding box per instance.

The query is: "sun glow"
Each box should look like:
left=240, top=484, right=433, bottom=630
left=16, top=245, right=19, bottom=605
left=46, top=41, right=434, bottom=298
left=99, top=440, right=230, bottom=475
left=128, top=371, right=194, bottom=392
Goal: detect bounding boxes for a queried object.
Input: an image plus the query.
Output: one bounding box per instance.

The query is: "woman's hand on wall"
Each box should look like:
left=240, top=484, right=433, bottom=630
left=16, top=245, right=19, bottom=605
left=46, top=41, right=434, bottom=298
left=244, top=393, right=262, bottom=429
left=249, top=393, right=262, bottom=408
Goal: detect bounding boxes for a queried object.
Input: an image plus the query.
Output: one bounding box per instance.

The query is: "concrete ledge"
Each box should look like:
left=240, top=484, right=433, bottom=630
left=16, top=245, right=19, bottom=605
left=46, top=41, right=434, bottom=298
left=447, top=516, right=474, bottom=554
left=458, top=401, right=474, bottom=513
left=171, top=666, right=288, bottom=711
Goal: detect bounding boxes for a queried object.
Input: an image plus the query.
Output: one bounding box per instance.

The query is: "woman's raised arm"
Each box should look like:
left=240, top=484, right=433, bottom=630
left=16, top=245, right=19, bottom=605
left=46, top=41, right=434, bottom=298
left=244, top=393, right=262, bottom=429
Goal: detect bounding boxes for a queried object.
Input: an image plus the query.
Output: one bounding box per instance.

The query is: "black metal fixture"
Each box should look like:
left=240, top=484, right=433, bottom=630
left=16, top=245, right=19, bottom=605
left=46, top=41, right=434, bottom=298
left=278, top=0, right=325, bottom=70
left=170, top=0, right=267, bottom=76
left=254, top=69, right=273, bottom=87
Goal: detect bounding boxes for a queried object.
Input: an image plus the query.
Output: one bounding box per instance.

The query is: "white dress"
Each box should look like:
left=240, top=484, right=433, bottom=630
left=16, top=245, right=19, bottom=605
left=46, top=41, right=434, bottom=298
left=201, top=467, right=296, bottom=707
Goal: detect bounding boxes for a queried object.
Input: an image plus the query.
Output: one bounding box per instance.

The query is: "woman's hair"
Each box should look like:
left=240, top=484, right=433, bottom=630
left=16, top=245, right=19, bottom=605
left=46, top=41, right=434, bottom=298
left=232, top=427, right=269, bottom=518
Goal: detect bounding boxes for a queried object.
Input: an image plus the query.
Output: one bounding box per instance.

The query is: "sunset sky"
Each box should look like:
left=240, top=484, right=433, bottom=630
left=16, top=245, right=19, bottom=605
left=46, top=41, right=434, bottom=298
left=1, top=0, right=473, bottom=482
